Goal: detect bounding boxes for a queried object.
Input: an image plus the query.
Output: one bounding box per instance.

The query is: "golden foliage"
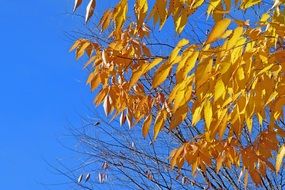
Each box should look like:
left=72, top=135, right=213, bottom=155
left=71, top=0, right=285, bottom=186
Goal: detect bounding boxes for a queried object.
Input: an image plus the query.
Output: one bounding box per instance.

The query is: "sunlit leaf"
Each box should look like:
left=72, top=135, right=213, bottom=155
left=73, top=0, right=83, bottom=12
left=85, top=0, right=96, bottom=23
left=142, top=114, right=152, bottom=137
left=205, top=18, right=231, bottom=44
left=276, top=145, right=285, bottom=173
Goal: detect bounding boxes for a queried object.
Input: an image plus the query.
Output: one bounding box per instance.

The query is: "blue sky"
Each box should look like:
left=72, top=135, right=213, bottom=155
left=0, top=1, right=95, bottom=189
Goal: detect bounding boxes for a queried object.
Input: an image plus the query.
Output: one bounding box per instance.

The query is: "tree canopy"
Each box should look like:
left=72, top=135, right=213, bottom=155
left=70, top=0, right=285, bottom=188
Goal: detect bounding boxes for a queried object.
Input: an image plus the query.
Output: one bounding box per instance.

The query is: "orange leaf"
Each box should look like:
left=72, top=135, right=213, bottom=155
left=216, top=153, right=225, bottom=172
left=142, top=114, right=152, bottom=137
left=170, top=104, right=188, bottom=130
left=153, top=109, right=167, bottom=140
left=129, top=58, right=162, bottom=88
left=99, top=9, right=113, bottom=31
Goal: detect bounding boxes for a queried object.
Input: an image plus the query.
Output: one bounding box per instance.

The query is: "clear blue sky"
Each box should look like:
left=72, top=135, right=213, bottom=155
left=0, top=1, right=95, bottom=189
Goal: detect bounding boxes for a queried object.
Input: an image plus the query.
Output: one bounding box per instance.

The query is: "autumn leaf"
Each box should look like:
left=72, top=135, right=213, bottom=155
left=152, top=62, right=172, bottom=88
left=99, top=9, right=113, bottom=31
left=214, top=79, right=225, bottom=101
left=113, top=0, right=128, bottom=30
left=205, top=18, right=231, bottom=44
left=70, top=1, right=285, bottom=187
left=169, top=39, right=189, bottom=63
left=216, top=153, right=225, bottom=172
left=120, top=111, right=126, bottom=126
left=103, top=96, right=111, bottom=116
left=135, top=0, right=148, bottom=26
left=170, top=104, right=188, bottom=130
left=129, top=58, right=163, bottom=88
left=240, top=0, right=261, bottom=10
left=73, top=0, right=83, bottom=12
left=276, top=145, right=285, bottom=173
left=153, top=109, right=167, bottom=140
left=204, top=99, right=213, bottom=130
left=192, top=106, right=202, bottom=126
left=142, top=114, right=152, bottom=137
left=85, top=0, right=96, bottom=23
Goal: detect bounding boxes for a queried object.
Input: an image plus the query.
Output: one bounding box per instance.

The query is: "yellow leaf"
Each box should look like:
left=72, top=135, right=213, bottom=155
left=145, top=58, right=163, bottom=72
left=276, top=145, right=285, bottom=173
left=169, top=39, right=189, bottom=63
left=220, top=62, right=231, bottom=74
left=240, top=0, right=261, bottom=10
left=192, top=105, right=202, bottom=126
left=204, top=100, right=212, bottom=130
left=218, top=109, right=228, bottom=138
left=170, top=104, right=188, bottom=130
left=226, top=27, right=243, bottom=50
left=206, top=18, right=231, bottom=44
left=169, top=76, right=193, bottom=111
left=135, top=0, right=148, bottom=26
left=221, top=30, right=233, bottom=39
left=245, top=115, right=253, bottom=132
left=94, top=88, right=108, bottom=105
left=152, top=62, right=172, bottom=88
left=237, top=67, right=245, bottom=80
left=176, top=51, right=192, bottom=83
left=129, top=65, right=147, bottom=88
left=195, top=58, right=213, bottom=88
left=173, top=78, right=193, bottom=111
left=176, top=9, right=188, bottom=34
left=170, top=146, right=184, bottom=169
left=99, top=9, right=113, bottom=31
left=76, top=41, right=90, bottom=60
left=256, top=64, right=274, bottom=76
left=85, top=0, right=96, bottom=23
left=207, top=0, right=221, bottom=15
left=266, top=91, right=278, bottom=105
left=70, top=39, right=84, bottom=52
left=142, top=114, right=152, bottom=138
left=214, top=79, right=225, bottom=101
left=129, top=58, right=162, bottom=88
left=153, top=109, right=167, bottom=140
left=260, top=13, right=270, bottom=23
left=179, top=52, right=199, bottom=83
left=73, top=0, right=82, bottom=12
left=113, top=0, right=128, bottom=29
